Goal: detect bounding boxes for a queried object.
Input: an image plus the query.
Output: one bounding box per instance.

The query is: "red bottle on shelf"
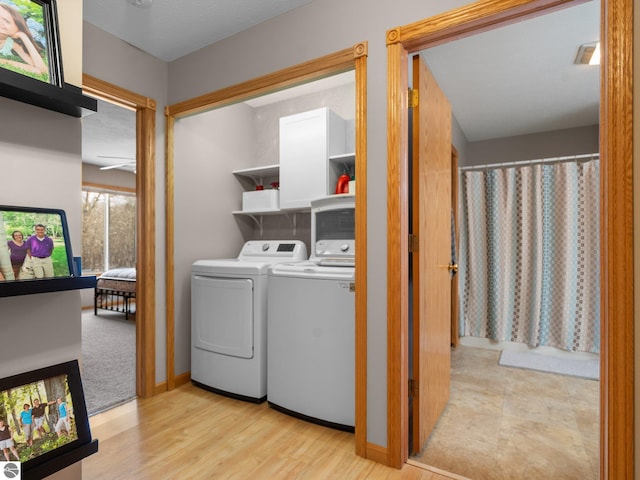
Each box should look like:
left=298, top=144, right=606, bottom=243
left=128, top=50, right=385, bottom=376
left=335, top=172, right=350, bottom=194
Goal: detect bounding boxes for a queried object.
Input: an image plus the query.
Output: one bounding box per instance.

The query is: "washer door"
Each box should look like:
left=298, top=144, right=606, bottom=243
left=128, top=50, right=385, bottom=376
left=192, top=275, right=254, bottom=359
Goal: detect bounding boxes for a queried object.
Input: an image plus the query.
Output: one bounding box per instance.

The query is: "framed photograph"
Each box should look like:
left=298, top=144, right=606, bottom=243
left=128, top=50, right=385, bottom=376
left=0, top=0, right=63, bottom=85
left=0, top=205, right=75, bottom=283
left=0, top=360, right=93, bottom=476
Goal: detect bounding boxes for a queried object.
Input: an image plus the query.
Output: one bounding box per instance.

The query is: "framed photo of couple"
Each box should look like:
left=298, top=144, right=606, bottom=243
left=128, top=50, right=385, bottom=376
left=0, top=0, right=63, bottom=85
left=0, top=205, right=75, bottom=283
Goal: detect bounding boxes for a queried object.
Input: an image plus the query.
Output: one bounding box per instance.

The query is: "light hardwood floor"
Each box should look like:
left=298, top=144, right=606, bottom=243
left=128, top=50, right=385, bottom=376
left=82, top=382, right=461, bottom=480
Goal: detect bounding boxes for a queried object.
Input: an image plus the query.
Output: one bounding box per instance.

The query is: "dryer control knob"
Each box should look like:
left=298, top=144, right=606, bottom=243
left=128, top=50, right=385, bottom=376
left=340, top=243, right=350, bottom=252
left=262, top=243, right=270, bottom=252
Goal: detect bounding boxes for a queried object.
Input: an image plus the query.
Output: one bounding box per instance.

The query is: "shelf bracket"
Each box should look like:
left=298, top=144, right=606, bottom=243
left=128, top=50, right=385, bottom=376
left=244, top=214, right=264, bottom=236
left=280, top=212, right=298, bottom=236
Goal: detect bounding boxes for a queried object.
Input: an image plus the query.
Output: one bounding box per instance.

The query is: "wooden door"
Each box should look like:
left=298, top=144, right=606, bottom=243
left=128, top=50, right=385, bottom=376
left=410, top=53, right=452, bottom=453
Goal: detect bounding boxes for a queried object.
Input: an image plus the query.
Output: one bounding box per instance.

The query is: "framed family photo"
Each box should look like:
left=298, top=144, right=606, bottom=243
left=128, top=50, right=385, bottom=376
left=0, top=205, right=75, bottom=283
left=0, top=0, right=63, bottom=85
left=0, top=360, right=94, bottom=477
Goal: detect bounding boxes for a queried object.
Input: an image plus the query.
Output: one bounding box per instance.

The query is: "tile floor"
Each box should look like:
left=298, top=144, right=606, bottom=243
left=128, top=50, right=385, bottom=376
left=410, top=345, right=599, bottom=480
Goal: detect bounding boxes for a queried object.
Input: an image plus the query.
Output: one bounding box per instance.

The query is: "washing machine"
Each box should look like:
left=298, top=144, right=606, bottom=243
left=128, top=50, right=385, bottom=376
left=267, top=195, right=355, bottom=430
left=191, top=240, right=307, bottom=403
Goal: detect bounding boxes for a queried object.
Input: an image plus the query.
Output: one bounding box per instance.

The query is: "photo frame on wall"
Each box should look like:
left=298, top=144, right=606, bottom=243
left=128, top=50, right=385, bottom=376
left=0, top=205, right=75, bottom=283
left=0, top=0, right=63, bottom=86
left=0, top=360, right=97, bottom=479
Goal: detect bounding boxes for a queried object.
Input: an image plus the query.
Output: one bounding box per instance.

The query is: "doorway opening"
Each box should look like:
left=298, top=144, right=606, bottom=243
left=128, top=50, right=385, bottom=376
left=82, top=75, right=158, bottom=401
left=386, top=0, right=633, bottom=477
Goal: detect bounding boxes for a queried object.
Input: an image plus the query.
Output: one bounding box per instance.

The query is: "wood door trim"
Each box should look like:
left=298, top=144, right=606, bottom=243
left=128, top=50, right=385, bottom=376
left=166, top=47, right=357, bottom=118
left=385, top=0, right=633, bottom=476
left=165, top=46, right=369, bottom=453
left=451, top=147, right=459, bottom=348
left=82, top=74, right=157, bottom=399
left=600, top=0, right=634, bottom=476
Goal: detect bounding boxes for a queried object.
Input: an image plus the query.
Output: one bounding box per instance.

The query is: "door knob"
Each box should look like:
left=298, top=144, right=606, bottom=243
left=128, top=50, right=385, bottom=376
left=438, top=263, right=458, bottom=273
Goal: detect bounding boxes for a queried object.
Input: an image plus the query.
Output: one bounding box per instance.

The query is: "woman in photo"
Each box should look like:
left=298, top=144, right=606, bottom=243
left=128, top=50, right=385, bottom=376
left=0, top=2, right=47, bottom=76
left=0, top=418, right=19, bottom=462
left=7, top=230, right=28, bottom=279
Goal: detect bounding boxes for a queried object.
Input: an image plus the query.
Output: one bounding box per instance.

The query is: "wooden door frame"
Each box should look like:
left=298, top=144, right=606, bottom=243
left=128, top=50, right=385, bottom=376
left=82, top=74, right=157, bottom=399
left=451, top=147, right=459, bottom=348
left=164, top=48, right=369, bottom=456
left=386, top=0, right=633, bottom=477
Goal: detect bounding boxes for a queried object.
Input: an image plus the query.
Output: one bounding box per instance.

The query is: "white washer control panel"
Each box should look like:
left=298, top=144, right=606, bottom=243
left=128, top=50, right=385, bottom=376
left=238, top=240, right=308, bottom=261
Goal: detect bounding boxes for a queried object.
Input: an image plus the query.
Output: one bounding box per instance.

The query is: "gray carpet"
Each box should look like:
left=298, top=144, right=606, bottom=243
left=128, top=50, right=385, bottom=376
left=81, top=310, right=136, bottom=415
left=499, top=349, right=599, bottom=380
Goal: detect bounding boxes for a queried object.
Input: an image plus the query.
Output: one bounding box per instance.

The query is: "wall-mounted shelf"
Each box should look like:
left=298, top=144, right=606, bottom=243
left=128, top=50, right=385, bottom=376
left=0, top=276, right=97, bottom=298
left=232, top=164, right=279, bottom=187
left=233, top=209, right=306, bottom=236
left=0, top=68, right=97, bottom=118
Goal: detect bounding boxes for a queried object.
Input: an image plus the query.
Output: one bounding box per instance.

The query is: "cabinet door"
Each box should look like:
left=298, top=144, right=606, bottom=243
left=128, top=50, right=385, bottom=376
left=279, top=108, right=345, bottom=209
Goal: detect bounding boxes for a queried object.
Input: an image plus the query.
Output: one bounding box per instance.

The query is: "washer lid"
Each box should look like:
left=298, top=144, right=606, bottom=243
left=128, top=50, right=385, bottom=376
left=192, top=258, right=272, bottom=275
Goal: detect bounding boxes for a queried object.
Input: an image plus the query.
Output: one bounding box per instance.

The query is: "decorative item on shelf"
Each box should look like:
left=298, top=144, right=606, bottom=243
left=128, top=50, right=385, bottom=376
left=256, top=185, right=264, bottom=191
left=242, top=189, right=280, bottom=212
left=335, top=171, right=350, bottom=194
left=271, top=182, right=280, bottom=190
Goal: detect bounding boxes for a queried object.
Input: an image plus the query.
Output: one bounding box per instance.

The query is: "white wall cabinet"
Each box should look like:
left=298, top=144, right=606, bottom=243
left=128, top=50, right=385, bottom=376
left=279, top=107, right=346, bottom=209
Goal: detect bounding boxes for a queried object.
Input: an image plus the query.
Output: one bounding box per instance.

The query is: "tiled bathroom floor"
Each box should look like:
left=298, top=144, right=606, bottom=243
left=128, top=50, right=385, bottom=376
left=410, top=345, right=599, bottom=480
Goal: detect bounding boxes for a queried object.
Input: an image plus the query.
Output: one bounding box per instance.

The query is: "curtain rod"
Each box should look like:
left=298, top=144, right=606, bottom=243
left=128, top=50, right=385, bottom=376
left=459, top=153, right=599, bottom=171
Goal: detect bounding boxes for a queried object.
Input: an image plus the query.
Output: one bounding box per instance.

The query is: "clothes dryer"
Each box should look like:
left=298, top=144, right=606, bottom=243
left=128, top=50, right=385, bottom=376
left=191, top=240, right=307, bottom=403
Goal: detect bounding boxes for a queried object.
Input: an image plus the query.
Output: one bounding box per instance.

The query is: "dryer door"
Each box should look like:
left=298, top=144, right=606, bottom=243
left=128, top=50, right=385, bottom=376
left=192, top=275, right=254, bottom=359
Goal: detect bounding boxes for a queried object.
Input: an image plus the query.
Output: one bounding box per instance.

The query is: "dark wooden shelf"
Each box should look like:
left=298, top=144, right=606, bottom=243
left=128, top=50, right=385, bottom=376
left=23, top=439, right=99, bottom=480
left=0, top=276, right=97, bottom=298
left=0, top=68, right=97, bottom=117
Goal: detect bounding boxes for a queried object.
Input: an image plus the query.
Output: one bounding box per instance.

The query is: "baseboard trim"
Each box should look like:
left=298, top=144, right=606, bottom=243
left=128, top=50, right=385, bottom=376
left=174, top=371, right=191, bottom=388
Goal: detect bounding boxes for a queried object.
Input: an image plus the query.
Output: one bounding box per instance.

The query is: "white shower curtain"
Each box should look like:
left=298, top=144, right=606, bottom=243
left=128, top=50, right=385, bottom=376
left=458, top=159, right=600, bottom=353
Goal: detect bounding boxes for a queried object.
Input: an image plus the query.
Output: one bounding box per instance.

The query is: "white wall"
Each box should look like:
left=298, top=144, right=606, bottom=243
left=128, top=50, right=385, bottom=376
left=465, top=124, right=599, bottom=166
left=172, top=103, right=254, bottom=374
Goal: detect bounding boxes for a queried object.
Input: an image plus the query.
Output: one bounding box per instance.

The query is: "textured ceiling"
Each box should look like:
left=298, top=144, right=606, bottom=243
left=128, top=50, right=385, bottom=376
left=83, top=0, right=316, bottom=62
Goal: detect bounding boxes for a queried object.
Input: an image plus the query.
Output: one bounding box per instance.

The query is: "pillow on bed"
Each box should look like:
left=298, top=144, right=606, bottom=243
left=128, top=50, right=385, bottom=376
left=99, top=268, right=136, bottom=280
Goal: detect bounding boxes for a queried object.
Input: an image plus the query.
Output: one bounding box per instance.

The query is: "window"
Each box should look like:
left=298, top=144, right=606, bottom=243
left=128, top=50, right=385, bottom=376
left=81, top=189, right=136, bottom=273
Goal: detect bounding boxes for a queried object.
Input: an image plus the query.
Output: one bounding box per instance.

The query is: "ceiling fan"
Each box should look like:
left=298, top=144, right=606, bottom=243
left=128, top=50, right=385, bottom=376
left=98, top=155, right=136, bottom=171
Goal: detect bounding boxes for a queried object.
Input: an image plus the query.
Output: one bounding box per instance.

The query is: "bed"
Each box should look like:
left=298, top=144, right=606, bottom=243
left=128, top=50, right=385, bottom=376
left=94, top=267, right=136, bottom=320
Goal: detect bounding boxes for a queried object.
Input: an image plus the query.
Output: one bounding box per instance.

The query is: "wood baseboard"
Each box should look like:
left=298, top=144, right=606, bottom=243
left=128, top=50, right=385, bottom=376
left=154, top=372, right=190, bottom=395
left=174, top=371, right=191, bottom=387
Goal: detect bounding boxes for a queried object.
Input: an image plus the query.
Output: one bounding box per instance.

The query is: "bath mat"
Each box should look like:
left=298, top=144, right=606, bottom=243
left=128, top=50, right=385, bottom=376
left=498, top=349, right=599, bottom=380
